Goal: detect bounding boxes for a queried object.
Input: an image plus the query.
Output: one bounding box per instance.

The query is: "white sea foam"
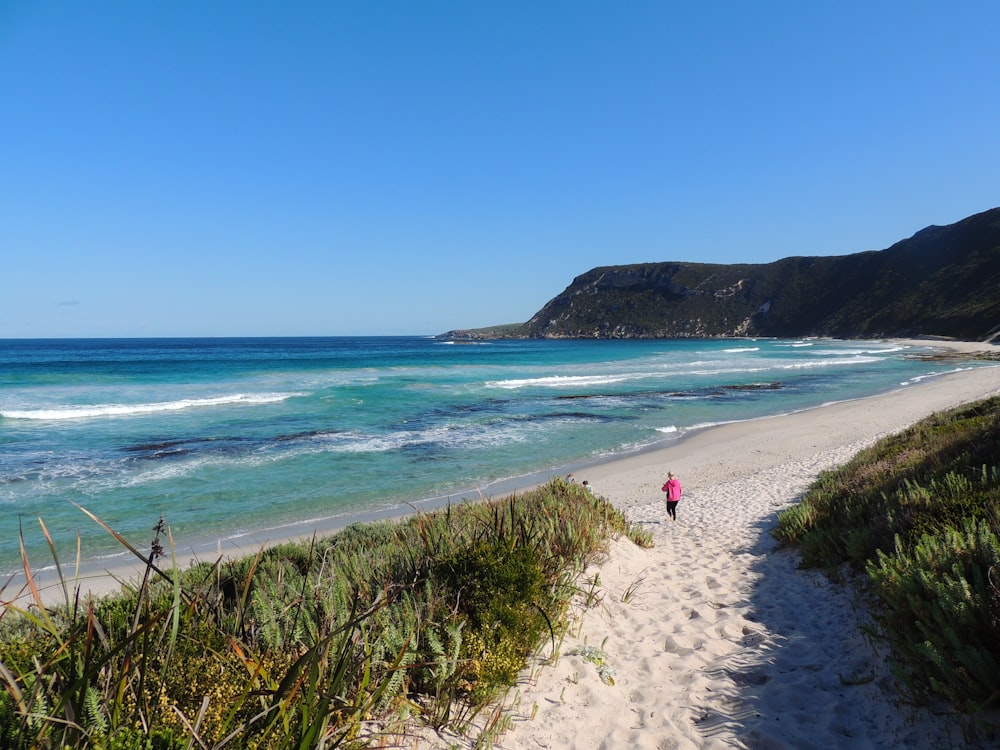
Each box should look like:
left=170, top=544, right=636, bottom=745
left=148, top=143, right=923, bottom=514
left=811, top=346, right=906, bottom=356
left=487, top=353, right=888, bottom=388
left=0, top=392, right=303, bottom=421
left=82, top=453, right=221, bottom=492
left=723, top=347, right=760, bottom=353
left=655, top=425, right=678, bottom=434
left=778, top=355, right=883, bottom=369
left=26, top=421, right=541, bottom=499
left=486, top=374, right=636, bottom=389
left=902, top=364, right=989, bottom=386
left=283, top=422, right=533, bottom=457
left=689, top=355, right=885, bottom=377
left=685, top=419, right=747, bottom=431
left=318, top=431, right=412, bottom=454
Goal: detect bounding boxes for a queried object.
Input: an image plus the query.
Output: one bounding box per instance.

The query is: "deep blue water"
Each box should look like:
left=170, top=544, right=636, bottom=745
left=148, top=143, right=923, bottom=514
left=0, top=336, right=979, bottom=574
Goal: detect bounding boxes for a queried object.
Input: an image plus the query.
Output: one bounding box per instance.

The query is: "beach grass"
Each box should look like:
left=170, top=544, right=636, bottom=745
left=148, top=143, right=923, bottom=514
left=0, top=479, right=652, bottom=749
left=774, top=395, right=1000, bottom=712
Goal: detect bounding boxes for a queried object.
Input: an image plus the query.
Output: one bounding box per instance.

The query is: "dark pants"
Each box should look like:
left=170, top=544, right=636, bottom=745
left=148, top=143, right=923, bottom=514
left=666, top=500, right=678, bottom=521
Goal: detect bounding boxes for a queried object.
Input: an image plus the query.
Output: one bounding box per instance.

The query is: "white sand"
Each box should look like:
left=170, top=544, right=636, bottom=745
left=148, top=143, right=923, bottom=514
left=491, top=356, right=1000, bottom=749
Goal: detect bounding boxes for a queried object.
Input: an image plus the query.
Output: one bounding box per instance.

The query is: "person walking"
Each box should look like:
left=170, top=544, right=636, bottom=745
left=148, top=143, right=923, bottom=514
left=662, top=471, right=682, bottom=521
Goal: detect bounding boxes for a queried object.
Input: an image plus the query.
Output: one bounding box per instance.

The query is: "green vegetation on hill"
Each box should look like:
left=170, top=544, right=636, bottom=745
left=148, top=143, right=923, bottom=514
left=443, top=207, right=1000, bottom=341
left=774, top=396, right=1000, bottom=713
left=0, top=482, right=652, bottom=749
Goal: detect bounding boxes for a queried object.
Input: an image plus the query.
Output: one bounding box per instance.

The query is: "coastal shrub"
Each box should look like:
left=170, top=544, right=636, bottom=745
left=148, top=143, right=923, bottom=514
left=774, top=395, right=1000, bottom=715
left=0, top=480, right=649, bottom=749
left=774, top=395, right=1000, bottom=569
left=0, top=585, right=179, bottom=749
left=433, top=539, right=553, bottom=701
left=866, top=519, right=1000, bottom=710
left=131, top=619, right=256, bottom=744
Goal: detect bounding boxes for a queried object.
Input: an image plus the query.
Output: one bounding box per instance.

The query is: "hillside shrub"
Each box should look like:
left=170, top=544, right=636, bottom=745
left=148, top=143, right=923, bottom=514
left=866, top=519, right=1000, bottom=710
left=773, top=394, right=1000, bottom=714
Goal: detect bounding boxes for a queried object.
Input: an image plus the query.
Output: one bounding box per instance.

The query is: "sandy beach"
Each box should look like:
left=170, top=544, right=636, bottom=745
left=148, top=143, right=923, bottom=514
left=489, top=348, right=1000, bottom=749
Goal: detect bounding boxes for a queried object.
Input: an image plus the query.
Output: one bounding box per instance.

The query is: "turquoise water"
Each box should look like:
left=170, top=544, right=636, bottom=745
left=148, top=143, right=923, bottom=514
left=0, top=336, right=979, bottom=574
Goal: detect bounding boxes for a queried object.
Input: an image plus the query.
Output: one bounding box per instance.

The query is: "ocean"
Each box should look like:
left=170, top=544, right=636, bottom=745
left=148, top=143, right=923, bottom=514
left=0, top=336, right=981, bottom=575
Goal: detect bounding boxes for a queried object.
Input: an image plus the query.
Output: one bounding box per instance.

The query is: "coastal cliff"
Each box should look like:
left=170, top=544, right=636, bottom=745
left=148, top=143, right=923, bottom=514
left=444, top=207, right=1000, bottom=341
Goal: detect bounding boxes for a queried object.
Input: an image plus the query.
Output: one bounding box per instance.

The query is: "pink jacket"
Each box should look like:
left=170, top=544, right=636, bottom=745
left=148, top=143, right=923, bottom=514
left=663, top=478, right=682, bottom=501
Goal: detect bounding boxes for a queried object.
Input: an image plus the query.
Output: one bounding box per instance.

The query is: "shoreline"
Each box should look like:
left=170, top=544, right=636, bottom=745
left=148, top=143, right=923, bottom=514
left=6, top=339, right=998, bottom=609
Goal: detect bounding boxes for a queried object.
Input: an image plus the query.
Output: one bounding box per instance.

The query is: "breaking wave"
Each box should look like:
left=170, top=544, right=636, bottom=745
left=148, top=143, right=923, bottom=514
left=1, top=392, right=302, bottom=421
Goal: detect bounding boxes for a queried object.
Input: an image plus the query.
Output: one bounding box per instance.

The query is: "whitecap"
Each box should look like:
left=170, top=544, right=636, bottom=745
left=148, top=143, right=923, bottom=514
left=486, top=374, right=635, bottom=389
left=0, top=392, right=304, bottom=421
left=902, top=364, right=987, bottom=386
left=777, top=356, right=883, bottom=369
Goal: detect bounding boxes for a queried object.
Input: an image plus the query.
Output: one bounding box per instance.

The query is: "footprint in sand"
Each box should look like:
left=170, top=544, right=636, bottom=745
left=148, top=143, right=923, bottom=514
left=741, top=626, right=766, bottom=648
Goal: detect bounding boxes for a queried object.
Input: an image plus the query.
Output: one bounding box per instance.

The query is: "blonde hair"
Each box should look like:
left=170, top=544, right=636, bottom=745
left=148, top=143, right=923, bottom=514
left=667, top=471, right=675, bottom=479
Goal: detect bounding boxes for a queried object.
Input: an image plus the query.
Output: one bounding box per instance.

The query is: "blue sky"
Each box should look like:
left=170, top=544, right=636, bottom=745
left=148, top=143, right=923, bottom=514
left=2, top=2, right=997, bottom=338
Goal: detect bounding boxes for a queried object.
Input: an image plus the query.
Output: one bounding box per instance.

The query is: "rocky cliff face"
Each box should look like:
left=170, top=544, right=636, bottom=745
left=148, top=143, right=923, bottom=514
left=513, top=208, right=1000, bottom=341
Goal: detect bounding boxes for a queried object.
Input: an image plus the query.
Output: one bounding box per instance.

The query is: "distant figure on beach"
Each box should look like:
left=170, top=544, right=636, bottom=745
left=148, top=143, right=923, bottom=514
left=566, top=473, right=577, bottom=484
left=662, top=471, right=682, bottom=521
left=581, top=480, right=592, bottom=493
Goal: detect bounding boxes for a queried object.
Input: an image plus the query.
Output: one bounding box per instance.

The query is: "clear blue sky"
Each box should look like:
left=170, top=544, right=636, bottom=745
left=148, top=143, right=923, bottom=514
left=3, top=2, right=998, bottom=338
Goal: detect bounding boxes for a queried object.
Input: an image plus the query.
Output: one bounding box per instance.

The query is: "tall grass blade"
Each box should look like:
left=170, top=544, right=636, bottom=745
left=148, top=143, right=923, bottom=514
left=165, top=527, right=183, bottom=670
left=17, top=522, right=53, bottom=631
left=38, top=518, right=70, bottom=610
